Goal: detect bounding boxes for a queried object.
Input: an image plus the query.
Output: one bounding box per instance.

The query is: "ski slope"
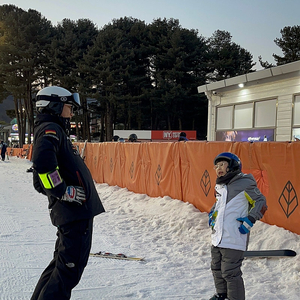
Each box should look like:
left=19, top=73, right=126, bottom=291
left=0, top=157, right=300, bottom=299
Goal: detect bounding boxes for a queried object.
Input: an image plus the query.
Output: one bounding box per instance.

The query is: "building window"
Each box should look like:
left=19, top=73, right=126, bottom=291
left=217, top=99, right=277, bottom=130
left=293, top=95, right=300, bottom=126
left=216, top=106, right=233, bottom=130
left=234, top=103, right=253, bottom=129
left=255, top=99, right=277, bottom=127
left=216, top=99, right=276, bottom=141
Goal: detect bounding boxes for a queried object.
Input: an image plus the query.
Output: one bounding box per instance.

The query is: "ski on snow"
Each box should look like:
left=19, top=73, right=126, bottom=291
left=90, top=249, right=296, bottom=261
left=244, top=249, right=296, bottom=258
left=90, top=252, right=144, bottom=261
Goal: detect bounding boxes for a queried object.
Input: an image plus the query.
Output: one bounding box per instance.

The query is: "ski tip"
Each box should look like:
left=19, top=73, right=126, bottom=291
left=286, top=250, right=297, bottom=256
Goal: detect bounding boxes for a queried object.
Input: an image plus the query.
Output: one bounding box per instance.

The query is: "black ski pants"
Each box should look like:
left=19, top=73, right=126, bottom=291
left=31, top=218, right=93, bottom=300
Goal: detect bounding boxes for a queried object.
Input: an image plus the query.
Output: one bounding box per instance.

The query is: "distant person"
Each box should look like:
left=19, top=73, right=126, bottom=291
left=178, top=132, right=188, bottom=141
left=224, top=131, right=238, bottom=141
left=118, top=137, right=125, bottom=143
left=112, top=135, right=119, bottom=141
left=0, top=141, right=7, bottom=161
left=263, top=135, right=267, bottom=141
left=30, top=86, right=105, bottom=300
left=208, top=152, right=267, bottom=300
left=128, top=133, right=138, bottom=142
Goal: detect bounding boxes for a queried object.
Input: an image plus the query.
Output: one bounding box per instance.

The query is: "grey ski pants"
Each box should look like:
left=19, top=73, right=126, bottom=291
left=211, top=245, right=245, bottom=300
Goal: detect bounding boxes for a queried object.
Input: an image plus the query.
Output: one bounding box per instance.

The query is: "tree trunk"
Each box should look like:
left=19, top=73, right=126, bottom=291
left=106, top=101, right=113, bottom=142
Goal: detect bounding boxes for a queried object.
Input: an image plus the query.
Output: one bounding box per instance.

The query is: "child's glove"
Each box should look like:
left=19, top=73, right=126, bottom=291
left=237, top=217, right=253, bottom=234
left=208, top=210, right=217, bottom=228
left=61, top=186, right=86, bottom=205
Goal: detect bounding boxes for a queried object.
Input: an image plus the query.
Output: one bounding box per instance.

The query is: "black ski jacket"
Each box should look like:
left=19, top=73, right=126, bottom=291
left=32, top=114, right=105, bottom=226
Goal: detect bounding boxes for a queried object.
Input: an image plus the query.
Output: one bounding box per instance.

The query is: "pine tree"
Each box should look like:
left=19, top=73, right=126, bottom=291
left=0, top=5, right=53, bottom=145
left=273, top=25, right=300, bottom=65
left=148, top=18, right=208, bottom=130
left=207, top=30, right=255, bottom=81
left=83, top=17, right=151, bottom=140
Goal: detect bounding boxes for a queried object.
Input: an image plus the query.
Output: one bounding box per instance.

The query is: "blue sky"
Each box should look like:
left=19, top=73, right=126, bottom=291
left=3, top=0, right=300, bottom=70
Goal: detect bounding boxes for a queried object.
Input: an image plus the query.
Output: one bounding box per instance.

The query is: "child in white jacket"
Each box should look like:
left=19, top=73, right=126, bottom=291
left=209, top=152, right=267, bottom=300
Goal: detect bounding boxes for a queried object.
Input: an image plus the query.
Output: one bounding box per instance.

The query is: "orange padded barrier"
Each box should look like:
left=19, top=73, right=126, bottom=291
left=179, top=141, right=233, bottom=213
left=142, top=142, right=182, bottom=199
left=65, top=141, right=300, bottom=235
left=121, top=143, right=146, bottom=194
left=7, top=144, right=33, bottom=160
left=7, top=148, right=23, bottom=157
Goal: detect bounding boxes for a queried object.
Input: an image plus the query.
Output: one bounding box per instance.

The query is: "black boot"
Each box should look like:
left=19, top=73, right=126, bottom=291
left=209, top=293, right=228, bottom=300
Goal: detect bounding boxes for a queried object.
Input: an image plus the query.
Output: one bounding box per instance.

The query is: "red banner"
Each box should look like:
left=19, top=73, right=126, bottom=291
left=151, top=130, right=197, bottom=140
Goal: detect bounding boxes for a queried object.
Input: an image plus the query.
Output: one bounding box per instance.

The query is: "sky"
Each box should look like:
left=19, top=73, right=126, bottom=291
left=2, top=1, right=300, bottom=69
left=1, top=157, right=300, bottom=299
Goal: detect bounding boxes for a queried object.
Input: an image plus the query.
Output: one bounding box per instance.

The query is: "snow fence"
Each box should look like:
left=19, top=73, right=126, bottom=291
left=10, top=141, right=300, bottom=235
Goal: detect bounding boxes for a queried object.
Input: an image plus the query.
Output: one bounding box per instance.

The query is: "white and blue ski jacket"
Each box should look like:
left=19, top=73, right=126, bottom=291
left=210, top=173, right=267, bottom=251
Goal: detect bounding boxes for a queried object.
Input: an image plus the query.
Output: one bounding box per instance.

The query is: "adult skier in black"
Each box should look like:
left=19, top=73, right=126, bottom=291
left=0, top=140, right=7, bottom=161
left=30, top=86, right=105, bottom=300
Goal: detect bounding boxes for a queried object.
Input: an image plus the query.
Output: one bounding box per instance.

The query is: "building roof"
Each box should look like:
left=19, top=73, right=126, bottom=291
left=197, top=60, right=300, bottom=93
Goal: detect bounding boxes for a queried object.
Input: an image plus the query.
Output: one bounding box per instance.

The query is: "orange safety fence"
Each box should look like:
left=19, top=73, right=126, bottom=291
left=7, top=148, right=23, bottom=157
left=7, top=144, right=33, bottom=161
left=9, top=141, right=300, bottom=235
left=77, top=141, right=300, bottom=235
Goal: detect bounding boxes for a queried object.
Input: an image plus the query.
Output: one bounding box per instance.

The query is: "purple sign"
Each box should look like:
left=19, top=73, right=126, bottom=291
left=216, top=129, right=274, bottom=142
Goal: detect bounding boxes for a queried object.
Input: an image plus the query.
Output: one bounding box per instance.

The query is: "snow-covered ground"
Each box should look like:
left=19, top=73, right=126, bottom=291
left=1, top=157, right=300, bottom=300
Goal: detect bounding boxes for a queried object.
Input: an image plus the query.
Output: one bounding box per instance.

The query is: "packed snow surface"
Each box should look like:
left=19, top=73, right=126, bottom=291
left=1, top=157, right=300, bottom=299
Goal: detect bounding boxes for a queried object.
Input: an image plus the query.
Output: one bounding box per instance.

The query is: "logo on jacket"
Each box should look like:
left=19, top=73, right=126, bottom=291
left=69, top=141, right=80, bottom=156
left=45, top=130, right=56, bottom=135
left=278, top=180, right=298, bottom=218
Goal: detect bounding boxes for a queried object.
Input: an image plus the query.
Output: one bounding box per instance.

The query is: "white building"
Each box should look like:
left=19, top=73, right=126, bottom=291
left=197, top=60, right=300, bottom=142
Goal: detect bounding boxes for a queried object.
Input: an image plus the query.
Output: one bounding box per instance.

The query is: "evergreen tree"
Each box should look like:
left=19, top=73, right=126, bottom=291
left=258, top=55, right=275, bottom=69
left=0, top=5, right=258, bottom=141
left=83, top=17, right=151, bottom=141
left=148, top=18, right=208, bottom=130
left=49, top=18, right=98, bottom=141
left=207, top=30, right=255, bottom=81
left=0, top=5, right=53, bottom=145
left=273, top=25, right=300, bottom=65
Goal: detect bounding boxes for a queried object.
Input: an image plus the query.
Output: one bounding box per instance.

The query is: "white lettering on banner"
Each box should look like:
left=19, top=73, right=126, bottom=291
left=248, top=136, right=261, bottom=142
left=163, top=131, right=181, bottom=139
left=163, top=131, right=172, bottom=139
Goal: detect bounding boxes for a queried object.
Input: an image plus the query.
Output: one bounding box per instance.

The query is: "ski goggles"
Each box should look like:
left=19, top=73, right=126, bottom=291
left=36, top=93, right=81, bottom=110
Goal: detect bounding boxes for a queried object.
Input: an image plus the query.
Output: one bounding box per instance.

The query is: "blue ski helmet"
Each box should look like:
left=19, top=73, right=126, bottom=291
left=214, top=152, right=242, bottom=172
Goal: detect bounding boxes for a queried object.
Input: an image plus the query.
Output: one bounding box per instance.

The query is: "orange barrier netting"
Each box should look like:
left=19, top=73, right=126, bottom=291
left=10, top=142, right=300, bottom=235
left=7, top=144, right=32, bottom=160
left=79, top=141, right=300, bottom=235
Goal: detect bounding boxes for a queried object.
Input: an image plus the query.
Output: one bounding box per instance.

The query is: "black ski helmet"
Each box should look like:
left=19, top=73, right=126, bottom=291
left=35, top=86, right=80, bottom=115
left=128, top=133, right=138, bottom=142
left=214, top=152, right=242, bottom=172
